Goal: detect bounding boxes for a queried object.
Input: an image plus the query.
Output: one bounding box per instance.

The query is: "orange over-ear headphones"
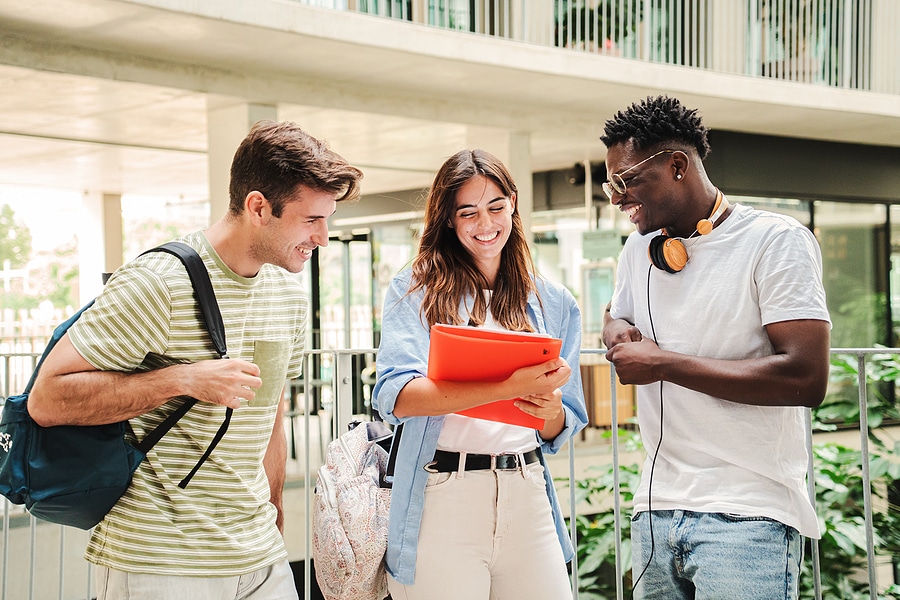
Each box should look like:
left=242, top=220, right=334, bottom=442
left=647, top=190, right=728, bottom=273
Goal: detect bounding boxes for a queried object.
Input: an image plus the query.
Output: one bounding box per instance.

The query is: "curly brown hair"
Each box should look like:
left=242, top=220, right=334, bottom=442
left=408, top=149, right=539, bottom=331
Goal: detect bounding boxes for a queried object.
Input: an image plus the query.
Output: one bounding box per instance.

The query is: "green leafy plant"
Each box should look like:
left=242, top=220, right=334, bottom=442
left=557, top=426, right=642, bottom=599
left=808, top=351, right=900, bottom=597
left=822, top=351, right=900, bottom=445
left=803, top=441, right=900, bottom=599
left=0, top=203, right=33, bottom=268
left=555, top=0, right=643, bottom=52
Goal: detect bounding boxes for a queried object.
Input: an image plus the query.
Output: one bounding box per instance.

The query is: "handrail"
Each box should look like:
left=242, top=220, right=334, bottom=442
left=290, top=0, right=900, bottom=95
left=0, top=346, right=894, bottom=598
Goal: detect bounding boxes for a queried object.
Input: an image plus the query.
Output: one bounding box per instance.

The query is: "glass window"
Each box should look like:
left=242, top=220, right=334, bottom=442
left=729, top=195, right=811, bottom=226
left=816, top=201, right=887, bottom=347
left=531, top=207, right=589, bottom=296
left=888, top=205, right=900, bottom=345
left=728, top=196, right=891, bottom=347
left=318, top=235, right=375, bottom=350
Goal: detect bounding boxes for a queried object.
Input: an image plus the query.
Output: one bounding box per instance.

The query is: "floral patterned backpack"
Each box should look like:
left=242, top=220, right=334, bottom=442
left=312, top=420, right=400, bottom=600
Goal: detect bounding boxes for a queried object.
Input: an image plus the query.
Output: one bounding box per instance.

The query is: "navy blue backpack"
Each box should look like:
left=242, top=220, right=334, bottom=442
left=0, top=242, right=230, bottom=529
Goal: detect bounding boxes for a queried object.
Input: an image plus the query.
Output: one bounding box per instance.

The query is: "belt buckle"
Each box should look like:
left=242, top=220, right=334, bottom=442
left=492, top=453, right=521, bottom=471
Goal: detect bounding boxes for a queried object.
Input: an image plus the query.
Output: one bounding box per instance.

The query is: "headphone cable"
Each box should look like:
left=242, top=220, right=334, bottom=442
left=631, top=264, right=664, bottom=592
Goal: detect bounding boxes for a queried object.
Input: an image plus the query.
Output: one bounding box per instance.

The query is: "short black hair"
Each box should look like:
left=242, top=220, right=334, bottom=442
left=600, top=95, right=711, bottom=160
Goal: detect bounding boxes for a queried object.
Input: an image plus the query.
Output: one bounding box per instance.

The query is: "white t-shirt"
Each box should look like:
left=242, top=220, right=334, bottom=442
left=609, top=202, right=830, bottom=538
left=437, top=300, right=539, bottom=454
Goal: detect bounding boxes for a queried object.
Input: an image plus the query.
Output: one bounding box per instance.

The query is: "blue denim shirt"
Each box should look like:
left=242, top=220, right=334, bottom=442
left=373, top=268, right=588, bottom=585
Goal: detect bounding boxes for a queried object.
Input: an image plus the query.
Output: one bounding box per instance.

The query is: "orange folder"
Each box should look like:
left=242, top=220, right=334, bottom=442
left=426, top=324, right=562, bottom=429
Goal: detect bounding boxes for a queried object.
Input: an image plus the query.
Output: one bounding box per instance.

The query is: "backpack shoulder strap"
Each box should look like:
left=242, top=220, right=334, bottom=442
left=134, top=242, right=232, bottom=488
left=382, top=423, right=403, bottom=488
left=142, top=241, right=227, bottom=358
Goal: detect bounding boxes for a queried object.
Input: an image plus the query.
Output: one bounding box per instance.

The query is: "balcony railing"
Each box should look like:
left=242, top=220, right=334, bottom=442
left=0, top=347, right=896, bottom=599
left=299, top=0, right=900, bottom=95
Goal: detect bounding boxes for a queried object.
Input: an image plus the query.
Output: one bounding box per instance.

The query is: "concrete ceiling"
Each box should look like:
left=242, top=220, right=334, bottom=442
left=0, top=0, right=897, bottom=203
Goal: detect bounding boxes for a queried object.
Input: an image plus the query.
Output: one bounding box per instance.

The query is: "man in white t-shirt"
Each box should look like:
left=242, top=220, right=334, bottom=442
left=600, top=95, right=831, bottom=600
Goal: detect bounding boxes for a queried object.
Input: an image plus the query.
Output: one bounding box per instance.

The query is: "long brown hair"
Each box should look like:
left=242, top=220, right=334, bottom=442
left=409, top=149, right=537, bottom=331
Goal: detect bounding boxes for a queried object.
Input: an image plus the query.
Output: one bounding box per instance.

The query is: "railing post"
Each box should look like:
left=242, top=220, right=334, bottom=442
left=610, top=360, right=624, bottom=600
left=568, top=437, right=578, bottom=599
left=2, top=502, right=8, bottom=600
left=57, top=527, right=64, bottom=600
left=856, top=353, right=878, bottom=599
left=28, top=517, right=35, bottom=600
left=303, top=353, right=314, bottom=600
left=641, top=0, right=651, bottom=60
left=804, top=408, right=823, bottom=600
left=842, top=0, right=853, bottom=88
left=334, top=351, right=355, bottom=434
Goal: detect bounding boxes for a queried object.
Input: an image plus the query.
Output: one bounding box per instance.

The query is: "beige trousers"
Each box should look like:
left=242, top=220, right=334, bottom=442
left=388, top=460, right=573, bottom=600
left=94, top=559, right=297, bottom=600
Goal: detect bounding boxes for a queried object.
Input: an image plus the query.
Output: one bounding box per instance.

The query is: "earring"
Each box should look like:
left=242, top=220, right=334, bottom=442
left=675, top=174, right=682, bottom=180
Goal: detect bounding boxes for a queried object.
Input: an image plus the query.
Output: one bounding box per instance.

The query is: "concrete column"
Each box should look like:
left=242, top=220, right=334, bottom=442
left=206, top=102, right=277, bottom=224
left=79, top=192, right=122, bottom=304
left=465, top=127, right=533, bottom=247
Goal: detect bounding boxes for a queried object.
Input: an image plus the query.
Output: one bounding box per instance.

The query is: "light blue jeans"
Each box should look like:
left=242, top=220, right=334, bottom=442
left=631, top=510, right=801, bottom=600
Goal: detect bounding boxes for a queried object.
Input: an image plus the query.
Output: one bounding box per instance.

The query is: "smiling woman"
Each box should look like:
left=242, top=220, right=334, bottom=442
left=448, top=175, right=513, bottom=286
left=372, top=148, right=588, bottom=599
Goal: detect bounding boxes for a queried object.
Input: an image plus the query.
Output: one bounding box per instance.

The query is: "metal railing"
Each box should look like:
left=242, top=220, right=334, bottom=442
left=299, top=0, right=900, bottom=95
left=0, top=347, right=895, bottom=599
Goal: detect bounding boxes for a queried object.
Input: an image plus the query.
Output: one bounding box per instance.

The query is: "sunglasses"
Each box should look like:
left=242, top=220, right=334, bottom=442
left=602, top=149, right=677, bottom=200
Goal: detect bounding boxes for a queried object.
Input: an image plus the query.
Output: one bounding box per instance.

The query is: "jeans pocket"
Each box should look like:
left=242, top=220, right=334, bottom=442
left=424, top=471, right=455, bottom=491
left=721, top=513, right=779, bottom=524
left=525, top=462, right=546, bottom=490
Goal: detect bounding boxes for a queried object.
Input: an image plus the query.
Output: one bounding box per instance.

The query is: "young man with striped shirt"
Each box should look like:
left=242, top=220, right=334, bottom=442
left=29, top=121, right=363, bottom=600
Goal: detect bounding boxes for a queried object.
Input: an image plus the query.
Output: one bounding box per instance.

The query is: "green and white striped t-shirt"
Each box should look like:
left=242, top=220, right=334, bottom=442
left=69, top=232, right=307, bottom=576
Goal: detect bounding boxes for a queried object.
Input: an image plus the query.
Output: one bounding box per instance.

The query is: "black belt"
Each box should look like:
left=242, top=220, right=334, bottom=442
left=426, top=449, right=541, bottom=473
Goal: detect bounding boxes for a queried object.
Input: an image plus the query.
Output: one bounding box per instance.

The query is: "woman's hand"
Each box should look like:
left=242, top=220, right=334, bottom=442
left=506, top=358, right=571, bottom=399
left=392, top=358, right=572, bottom=420
left=515, top=388, right=563, bottom=421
